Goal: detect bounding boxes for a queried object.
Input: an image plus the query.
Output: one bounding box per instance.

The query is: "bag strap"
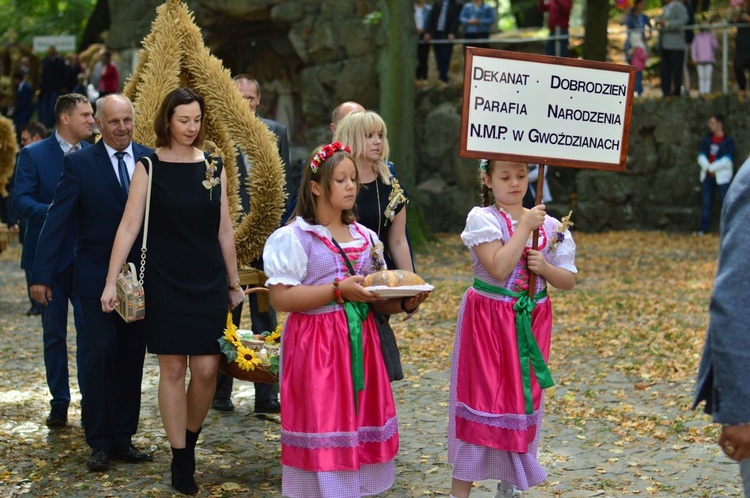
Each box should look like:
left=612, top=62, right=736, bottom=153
left=138, top=156, right=154, bottom=285
left=331, top=237, right=356, bottom=276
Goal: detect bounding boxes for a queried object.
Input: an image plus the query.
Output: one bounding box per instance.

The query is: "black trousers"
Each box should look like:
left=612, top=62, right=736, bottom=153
left=416, top=35, right=430, bottom=80
left=432, top=31, right=454, bottom=82
left=79, top=296, right=146, bottom=449
left=660, top=48, right=685, bottom=97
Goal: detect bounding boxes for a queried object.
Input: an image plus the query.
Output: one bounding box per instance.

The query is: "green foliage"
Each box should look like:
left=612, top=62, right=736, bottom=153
left=0, top=0, right=97, bottom=49
left=363, top=11, right=382, bottom=25
left=218, top=336, right=238, bottom=363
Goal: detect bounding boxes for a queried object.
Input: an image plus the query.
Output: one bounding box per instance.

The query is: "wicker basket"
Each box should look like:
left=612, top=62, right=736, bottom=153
left=219, top=337, right=280, bottom=384
left=218, top=355, right=278, bottom=383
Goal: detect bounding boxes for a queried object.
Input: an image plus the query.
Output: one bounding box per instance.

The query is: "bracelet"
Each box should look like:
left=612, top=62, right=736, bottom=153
left=229, top=281, right=242, bottom=292
left=401, top=297, right=419, bottom=314
left=333, top=278, right=344, bottom=305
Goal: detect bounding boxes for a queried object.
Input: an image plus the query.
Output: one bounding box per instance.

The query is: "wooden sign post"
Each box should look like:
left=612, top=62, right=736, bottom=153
left=460, top=48, right=635, bottom=294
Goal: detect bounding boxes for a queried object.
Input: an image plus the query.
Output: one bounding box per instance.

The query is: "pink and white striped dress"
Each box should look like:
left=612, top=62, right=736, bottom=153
left=263, top=217, right=398, bottom=498
left=448, top=206, right=576, bottom=489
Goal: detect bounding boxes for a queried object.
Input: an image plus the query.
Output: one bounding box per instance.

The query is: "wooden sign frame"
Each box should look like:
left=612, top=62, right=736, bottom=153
left=460, top=47, right=635, bottom=172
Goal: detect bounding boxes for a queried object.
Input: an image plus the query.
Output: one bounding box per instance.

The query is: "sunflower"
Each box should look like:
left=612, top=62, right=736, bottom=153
left=265, top=326, right=281, bottom=344
left=236, top=345, right=263, bottom=371
left=222, top=313, right=242, bottom=347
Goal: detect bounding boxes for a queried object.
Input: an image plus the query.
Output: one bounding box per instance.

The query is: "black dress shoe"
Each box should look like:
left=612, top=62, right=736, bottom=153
left=87, top=448, right=110, bottom=472
left=26, top=306, right=41, bottom=316
left=46, top=406, right=68, bottom=429
left=211, top=398, right=235, bottom=412
left=254, top=399, right=280, bottom=414
left=111, top=444, right=153, bottom=463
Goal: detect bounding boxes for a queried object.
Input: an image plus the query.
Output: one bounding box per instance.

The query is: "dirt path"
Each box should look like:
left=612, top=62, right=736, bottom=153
left=0, top=233, right=742, bottom=497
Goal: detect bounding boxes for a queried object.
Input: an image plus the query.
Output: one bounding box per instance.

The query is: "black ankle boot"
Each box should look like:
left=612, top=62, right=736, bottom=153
left=171, top=447, right=198, bottom=495
left=185, top=427, right=201, bottom=475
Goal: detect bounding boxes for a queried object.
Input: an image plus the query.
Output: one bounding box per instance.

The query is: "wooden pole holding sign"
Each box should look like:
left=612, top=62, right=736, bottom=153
left=459, top=47, right=634, bottom=295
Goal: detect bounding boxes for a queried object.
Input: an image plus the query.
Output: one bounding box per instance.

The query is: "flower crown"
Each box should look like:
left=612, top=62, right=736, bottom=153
left=310, top=142, right=351, bottom=173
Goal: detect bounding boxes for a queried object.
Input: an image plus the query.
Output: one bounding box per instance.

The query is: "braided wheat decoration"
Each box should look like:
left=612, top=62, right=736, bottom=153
left=123, top=0, right=286, bottom=265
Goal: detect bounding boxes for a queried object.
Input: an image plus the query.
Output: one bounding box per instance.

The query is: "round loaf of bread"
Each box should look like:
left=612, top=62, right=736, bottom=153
left=363, top=270, right=425, bottom=287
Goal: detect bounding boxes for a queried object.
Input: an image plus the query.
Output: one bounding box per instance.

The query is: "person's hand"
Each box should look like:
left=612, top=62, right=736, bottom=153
left=526, top=249, right=549, bottom=275
left=448, top=33, right=456, bottom=41
left=30, top=284, right=52, bottom=305
left=339, top=275, right=378, bottom=303
left=228, top=288, right=245, bottom=310
left=400, top=290, right=431, bottom=321
left=719, top=424, right=750, bottom=462
left=423, top=33, right=432, bottom=42
left=519, top=204, right=546, bottom=233
left=101, top=283, right=118, bottom=313
left=8, top=224, right=19, bottom=236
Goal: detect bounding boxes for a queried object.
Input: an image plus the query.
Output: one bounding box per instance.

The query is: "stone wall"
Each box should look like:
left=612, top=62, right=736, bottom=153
left=413, top=92, right=749, bottom=233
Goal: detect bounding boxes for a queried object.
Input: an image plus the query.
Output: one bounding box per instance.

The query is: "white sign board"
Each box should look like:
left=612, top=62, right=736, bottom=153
left=460, top=48, right=634, bottom=171
left=33, top=35, right=76, bottom=53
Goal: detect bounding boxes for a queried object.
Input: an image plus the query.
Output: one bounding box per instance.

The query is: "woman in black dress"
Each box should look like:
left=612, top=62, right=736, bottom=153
left=102, top=88, right=244, bottom=494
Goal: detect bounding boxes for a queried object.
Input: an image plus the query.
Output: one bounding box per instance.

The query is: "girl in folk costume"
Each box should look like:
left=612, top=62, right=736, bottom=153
left=263, top=143, right=430, bottom=498
left=448, top=160, right=577, bottom=498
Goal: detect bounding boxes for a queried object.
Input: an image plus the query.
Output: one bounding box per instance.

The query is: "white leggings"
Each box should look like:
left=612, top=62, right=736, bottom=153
left=696, top=63, right=713, bottom=94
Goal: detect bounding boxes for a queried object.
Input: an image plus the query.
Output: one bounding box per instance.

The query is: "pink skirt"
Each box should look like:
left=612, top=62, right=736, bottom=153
left=448, top=287, right=552, bottom=488
left=280, top=306, right=398, bottom=497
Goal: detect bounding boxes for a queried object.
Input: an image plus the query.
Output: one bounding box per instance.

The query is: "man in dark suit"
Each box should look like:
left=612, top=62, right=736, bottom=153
left=13, top=93, right=93, bottom=429
left=424, top=0, right=462, bottom=83
left=30, top=94, right=153, bottom=472
left=211, top=75, right=290, bottom=414
left=38, top=46, right=68, bottom=128
left=12, top=71, right=33, bottom=137
left=12, top=121, right=47, bottom=317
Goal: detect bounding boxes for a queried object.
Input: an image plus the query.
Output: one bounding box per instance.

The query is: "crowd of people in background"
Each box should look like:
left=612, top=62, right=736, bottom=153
left=410, top=0, right=750, bottom=98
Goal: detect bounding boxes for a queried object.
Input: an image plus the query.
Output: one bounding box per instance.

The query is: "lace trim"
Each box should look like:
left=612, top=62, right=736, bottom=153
left=281, top=415, right=398, bottom=449
left=455, top=402, right=541, bottom=430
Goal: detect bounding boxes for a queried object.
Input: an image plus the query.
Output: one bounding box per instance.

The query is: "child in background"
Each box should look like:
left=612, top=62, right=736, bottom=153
left=448, top=160, right=577, bottom=498
left=628, top=31, right=648, bottom=97
left=263, top=142, right=430, bottom=498
left=692, top=26, right=719, bottom=94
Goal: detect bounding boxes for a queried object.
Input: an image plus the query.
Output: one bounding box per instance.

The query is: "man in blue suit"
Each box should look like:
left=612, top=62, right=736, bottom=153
left=30, top=94, right=153, bottom=472
left=13, top=93, right=93, bottom=429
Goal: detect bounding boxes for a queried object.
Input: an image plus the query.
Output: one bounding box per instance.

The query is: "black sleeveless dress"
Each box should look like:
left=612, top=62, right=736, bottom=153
left=143, top=153, right=227, bottom=355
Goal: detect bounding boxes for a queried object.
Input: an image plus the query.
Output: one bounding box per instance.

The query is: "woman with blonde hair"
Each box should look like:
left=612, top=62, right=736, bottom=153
left=333, top=110, right=415, bottom=382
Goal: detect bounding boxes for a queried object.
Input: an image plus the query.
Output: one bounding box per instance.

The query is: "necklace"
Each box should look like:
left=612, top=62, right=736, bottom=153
left=374, top=178, right=382, bottom=238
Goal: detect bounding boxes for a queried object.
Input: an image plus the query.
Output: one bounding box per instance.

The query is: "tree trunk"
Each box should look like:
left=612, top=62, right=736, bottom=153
left=583, top=0, right=609, bottom=61
left=378, top=1, right=429, bottom=248
left=80, top=0, right=110, bottom=52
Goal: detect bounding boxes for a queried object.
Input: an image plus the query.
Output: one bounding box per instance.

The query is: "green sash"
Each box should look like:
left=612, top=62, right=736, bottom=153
left=342, top=301, right=369, bottom=412
left=473, top=279, right=554, bottom=414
